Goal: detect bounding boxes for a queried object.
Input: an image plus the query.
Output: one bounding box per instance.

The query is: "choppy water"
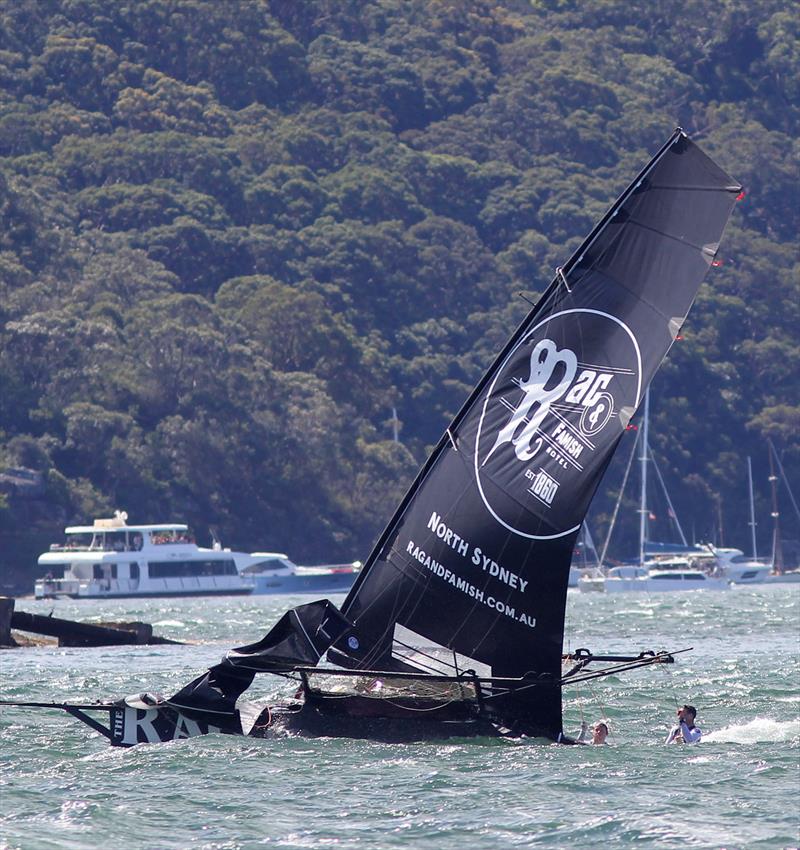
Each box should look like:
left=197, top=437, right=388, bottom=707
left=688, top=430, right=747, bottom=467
left=1, top=586, right=798, bottom=850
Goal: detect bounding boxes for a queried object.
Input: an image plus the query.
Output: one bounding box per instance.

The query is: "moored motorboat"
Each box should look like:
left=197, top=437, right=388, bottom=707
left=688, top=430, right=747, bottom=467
left=236, top=552, right=361, bottom=595
left=704, top=547, right=770, bottom=584
left=580, top=565, right=729, bottom=593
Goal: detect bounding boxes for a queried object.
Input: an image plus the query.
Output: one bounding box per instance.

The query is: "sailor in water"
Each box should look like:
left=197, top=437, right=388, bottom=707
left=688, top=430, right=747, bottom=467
left=665, top=704, right=702, bottom=744
left=576, top=720, right=609, bottom=745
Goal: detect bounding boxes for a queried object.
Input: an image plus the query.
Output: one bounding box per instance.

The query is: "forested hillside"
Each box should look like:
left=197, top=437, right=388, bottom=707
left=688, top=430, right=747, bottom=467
left=1, top=0, right=797, bottom=592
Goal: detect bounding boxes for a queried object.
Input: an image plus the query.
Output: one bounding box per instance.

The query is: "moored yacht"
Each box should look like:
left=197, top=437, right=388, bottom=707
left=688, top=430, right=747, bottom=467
left=703, top=547, right=771, bottom=583
left=236, top=552, right=361, bottom=595
left=579, top=563, right=729, bottom=592
left=35, top=512, right=254, bottom=599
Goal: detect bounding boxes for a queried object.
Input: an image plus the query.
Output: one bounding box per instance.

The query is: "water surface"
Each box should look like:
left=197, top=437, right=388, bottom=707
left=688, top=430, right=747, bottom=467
left=1, top=587, right=798, bottom=849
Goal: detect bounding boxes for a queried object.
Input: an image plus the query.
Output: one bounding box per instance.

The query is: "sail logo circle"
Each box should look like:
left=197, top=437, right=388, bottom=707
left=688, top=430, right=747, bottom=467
left=580, top=392, right=613, bottom=436
left=473, top=309, right=642, bottom=540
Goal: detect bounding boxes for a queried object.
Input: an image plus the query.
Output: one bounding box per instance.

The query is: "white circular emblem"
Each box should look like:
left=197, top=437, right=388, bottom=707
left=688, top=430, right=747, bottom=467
left=473, top=308, right=642, bottom=539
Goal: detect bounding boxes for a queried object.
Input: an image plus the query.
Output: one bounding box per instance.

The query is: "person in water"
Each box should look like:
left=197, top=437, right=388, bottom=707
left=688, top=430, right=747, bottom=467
left=665, top=704, right=702, bottom=744
left=576, top=719, right=609, bottom=745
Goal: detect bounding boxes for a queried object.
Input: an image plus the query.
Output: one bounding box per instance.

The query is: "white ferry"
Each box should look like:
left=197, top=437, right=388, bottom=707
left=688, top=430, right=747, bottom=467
left=35, top=512, right=254, bottom=599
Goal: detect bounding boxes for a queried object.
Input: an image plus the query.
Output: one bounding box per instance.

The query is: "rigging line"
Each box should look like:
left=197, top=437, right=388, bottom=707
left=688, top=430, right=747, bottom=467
left=659, top=663, right=681, bottom=711
left=599, top=428, right=640, bottom=569
left=769, top=439, right=800, bottom=525
left=390, top=638, right=462, bottom=677
left=587, top=678, right=609, bottom=724
left=560, top=655, right=676, bottom=687
left=649, top=447, right=688, bottom=546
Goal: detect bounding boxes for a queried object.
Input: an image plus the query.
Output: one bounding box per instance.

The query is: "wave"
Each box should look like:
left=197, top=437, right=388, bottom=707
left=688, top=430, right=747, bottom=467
left=703, top=717, right=800, bottom=743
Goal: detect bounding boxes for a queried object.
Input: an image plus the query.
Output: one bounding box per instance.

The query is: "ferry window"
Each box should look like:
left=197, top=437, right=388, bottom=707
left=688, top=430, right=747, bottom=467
left=105, top=532, right=127, bottom=552
left=130, top=562, right=139, bottom=580
left=93, top=564, right=103, bottom=579
left=148, top=560, right=237, bottom=578
left=684, top=574, right=703, bottom=580
left=151, top=530, right=195, bottom=545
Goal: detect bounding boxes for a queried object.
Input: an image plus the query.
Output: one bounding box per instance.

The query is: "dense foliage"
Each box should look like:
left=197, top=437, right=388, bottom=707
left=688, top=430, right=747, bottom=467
left=1, top=0, right=797, bottom=592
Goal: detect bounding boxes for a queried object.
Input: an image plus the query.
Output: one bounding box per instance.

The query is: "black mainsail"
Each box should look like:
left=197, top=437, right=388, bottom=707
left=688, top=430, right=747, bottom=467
left=2, top=130, right=742, bottom=745
left=323, top=129, right=742, bottom=736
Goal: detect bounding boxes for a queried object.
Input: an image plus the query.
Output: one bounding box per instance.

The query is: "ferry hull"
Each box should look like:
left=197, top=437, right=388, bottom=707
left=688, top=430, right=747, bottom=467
left=35, top=587, right=253, bottom=600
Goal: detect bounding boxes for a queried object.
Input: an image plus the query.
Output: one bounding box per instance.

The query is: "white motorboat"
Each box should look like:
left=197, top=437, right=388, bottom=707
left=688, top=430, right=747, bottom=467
left=704, top=547, right=770, bottom=583
left=236, top=552, right=361, bottom=595
left=579, top=564, right=729, bottom=593
left=35, top=512, right=254, bottom=599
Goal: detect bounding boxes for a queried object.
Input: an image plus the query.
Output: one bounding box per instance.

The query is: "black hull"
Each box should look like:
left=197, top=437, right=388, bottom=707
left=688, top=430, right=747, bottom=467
left=12, top=694, right=556, bottom=747
left=271, top=704, right=503, bottom=743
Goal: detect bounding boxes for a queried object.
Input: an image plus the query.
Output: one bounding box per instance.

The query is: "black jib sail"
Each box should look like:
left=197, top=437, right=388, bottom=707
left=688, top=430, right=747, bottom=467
left=322, top=129, right=742, bottom=737
left=1, top=130, right=742, bottom=746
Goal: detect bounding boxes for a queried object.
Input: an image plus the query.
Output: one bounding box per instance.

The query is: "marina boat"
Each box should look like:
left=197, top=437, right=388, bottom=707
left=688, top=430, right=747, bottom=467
left=5, top=130, right=742, bottom=746
left=579, top=564, right=729, bottom=592
left=237, top=553, right=361, bottom=595
left=761, top=443, right=800, bottom=583
left=34, top=513, right=254, bottom=599
left=705, top=548, right=770, bottom=584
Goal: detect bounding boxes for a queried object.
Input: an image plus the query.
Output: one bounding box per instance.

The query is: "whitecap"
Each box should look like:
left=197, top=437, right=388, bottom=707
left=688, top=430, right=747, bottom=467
left=703, top=716, right=800, bottom=743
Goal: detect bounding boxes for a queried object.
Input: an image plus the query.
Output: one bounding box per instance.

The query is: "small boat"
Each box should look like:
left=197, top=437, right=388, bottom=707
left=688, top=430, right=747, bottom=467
left=237, top=553, right=361, bottom=595
left=580, top=564, right=729, bottom=592
left=705, top=548, right=770, bottom=584
left=5, top=129, right=742, bottom=746
left=34, top=512, right=253, bottom=599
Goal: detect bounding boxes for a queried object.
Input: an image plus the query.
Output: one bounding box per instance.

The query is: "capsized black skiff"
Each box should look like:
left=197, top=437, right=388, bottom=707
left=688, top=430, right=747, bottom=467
left=2, top=129, right=740, bottom=746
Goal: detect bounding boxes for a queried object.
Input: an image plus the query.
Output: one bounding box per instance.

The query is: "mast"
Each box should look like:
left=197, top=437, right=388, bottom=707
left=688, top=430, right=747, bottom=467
left=599, top=428, right=640, bottom=570
left=639, top=389, right=650, bottom=566
left=747, top=456, right=758, bottom=561
left=768, top=442, right=784, bottom=573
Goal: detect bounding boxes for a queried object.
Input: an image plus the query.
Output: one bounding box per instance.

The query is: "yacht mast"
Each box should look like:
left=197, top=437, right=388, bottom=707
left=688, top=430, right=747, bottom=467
left=768, top=442, right=784, bottom=573
left=747, top=456, right=758, bottom=561
left=638, top=388, right=650, bottom=566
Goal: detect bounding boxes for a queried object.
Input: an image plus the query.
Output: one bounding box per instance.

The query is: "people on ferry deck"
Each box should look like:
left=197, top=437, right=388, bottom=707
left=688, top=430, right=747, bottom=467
left=665, top=704, right=702, bottom=743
